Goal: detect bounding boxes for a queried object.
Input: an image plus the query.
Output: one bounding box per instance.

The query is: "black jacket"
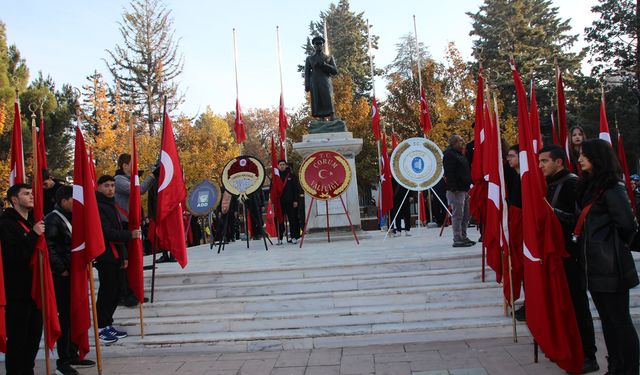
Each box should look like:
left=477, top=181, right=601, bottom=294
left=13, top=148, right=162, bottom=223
left=443, top=146, right=471, bottom=192
left=578, top=181, right=638, bottom=292
left=96, top=192, right=130, bottom=265
left=546, top=169, right=578, bottom=257
left=0, top=208, right=40, bottom=301
left=44, top=205, right=72, bottom=276
left=504, top=165, right=522, bottom=208
left=279, top=168, right=301, bottom=204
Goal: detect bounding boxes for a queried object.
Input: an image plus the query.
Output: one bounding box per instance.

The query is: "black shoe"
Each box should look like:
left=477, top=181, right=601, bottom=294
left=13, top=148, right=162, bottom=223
left=69, top=358, right=96, bottom=368
left=463, top=238, right=476, bottom=245
left=581, top=357, right=599, bottom=374
left=122, top=295, right=138, bottom=308
left=143, top=297, right=149, bottom=303
left=514, top=305, right=526, bottom=322
left=156, top=255, right=170, bottom=263
left=56, top=363, right=79, bottom=375
left=453, top=241, right=474, bottom=247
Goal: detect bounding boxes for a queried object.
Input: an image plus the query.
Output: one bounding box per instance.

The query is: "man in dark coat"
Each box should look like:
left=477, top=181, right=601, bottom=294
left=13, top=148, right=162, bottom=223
left=278, top=160, right=301, bottom=244
left=443, top=134, right=474, bottom=247
left=45, top=185, right=97, bottom=374
left=0, top=183, right=45, bottom=375
left=539, top=144, right=599, bottom=373
left=304, top=36, right=338, bottom=120
left=95, top=175, right=140, bottom=345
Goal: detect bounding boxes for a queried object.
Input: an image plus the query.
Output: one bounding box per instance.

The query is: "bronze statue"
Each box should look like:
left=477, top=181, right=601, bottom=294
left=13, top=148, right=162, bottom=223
left=305, top=36, right=338, bottom=120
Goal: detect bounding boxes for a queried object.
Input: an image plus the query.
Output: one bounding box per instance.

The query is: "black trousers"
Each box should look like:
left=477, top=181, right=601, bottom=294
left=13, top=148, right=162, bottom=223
left=5, top=298, right=43, bottom=375
left=280, top=201, right=300, bottom=240
left=563, top=258, right=597, bottom=360
left=96, top=262, right=122, bottom=328
left=392, top=201, right=411, bottom=232
left=53, top=275, right=79, bottom=367
left=590, top=289, right=639, bottom=374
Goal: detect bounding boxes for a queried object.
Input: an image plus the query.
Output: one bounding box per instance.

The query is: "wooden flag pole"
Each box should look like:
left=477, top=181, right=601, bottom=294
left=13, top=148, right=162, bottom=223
left=276, top=26, right=288, bottom=162
left=130, top=110, right=145, bottom=338
left=31, top=106, right=51, bottom=375
left=88, top=265, right=103, bottom=374
left=233, top=28, right=243, bottom=156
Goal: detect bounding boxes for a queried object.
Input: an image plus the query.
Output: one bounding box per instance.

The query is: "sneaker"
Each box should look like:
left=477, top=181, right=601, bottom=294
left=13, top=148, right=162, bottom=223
left=56, top=363, right=79, bottom=375
left=581, top=357, right=599, bottom=374
left=108, top=325, right=128, bottom=339
left=291, top=238, right=298, bottom=244
left=69, top=358, right=96, bottom=368
left=98, top=327, right=118, bottom=345
left=453, top=241, right=474, bottom=247
left=277, top=240, right=283, bottom=245
left=463, top=238, right=476, bottom=245
left=514, top=305, right=526, bottom=322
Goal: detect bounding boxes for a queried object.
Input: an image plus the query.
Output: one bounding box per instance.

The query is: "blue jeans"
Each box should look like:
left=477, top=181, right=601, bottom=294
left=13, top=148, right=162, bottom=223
left=446, top=190, right=470, bottom=243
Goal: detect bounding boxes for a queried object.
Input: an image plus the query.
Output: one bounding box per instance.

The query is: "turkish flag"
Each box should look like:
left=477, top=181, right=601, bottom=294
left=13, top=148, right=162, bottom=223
left=418, top=192, right=427, bottom=224
left=550, top=112, right=559, bottom=146
left=10, top=97, right=25, bottom=186
left=88, top=148, right=97, bottom=188
left=380, top=134, right=394, bottom=216
left=234, top=98, right=247, bottom=144
left=270, top=137, right=283, bottom=224
left=617, top=131, right=636, bottom=214
left=529, top=81, right=542, bottom=155
left=599, top=93, right=612, bottom=144
left=371, top=96, right=381, bottom=140
left=419, top=87, right=432, bottom=135
left=513, top=62, right=583, bottom=374
left=127, top=132, right=144, bottom=303
left=30, top=129, right=61, bottom=351
left=469, top=69, right=487, bottom=224
left=156, top=112, right=188, bottom=268
left=482, top=103, right=503, bottom=282
left=278, top=93, right=288, bottom=141
left=279, top=138, right=285, bottom=164
left=391, top=132, right=398, bottom=151
left=0, top=243, right=6, bottom=352
left=38, top=116, right=48, bottom=170
left=556, top=67, right=569, bottom=156
left=70, top=127, right=105, bottom=359
left=265, top=200, right=277, bottom=237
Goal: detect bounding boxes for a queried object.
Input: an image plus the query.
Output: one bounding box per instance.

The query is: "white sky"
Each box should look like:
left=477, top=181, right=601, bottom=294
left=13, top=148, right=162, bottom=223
left=3, top=0, right=596, bottom=117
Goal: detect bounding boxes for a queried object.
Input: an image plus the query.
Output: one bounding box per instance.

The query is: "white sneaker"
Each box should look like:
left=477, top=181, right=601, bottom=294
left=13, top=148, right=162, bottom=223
left=291, top=238, right=298, bottom=244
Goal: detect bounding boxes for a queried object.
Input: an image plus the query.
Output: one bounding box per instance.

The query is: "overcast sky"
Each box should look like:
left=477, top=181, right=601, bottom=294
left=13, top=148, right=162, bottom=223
left=3, top=0, right=596, bottom=117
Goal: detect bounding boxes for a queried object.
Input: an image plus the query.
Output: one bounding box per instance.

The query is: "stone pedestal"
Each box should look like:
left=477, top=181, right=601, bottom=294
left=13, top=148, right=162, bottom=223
left=293, top=132, right=363, bottom=231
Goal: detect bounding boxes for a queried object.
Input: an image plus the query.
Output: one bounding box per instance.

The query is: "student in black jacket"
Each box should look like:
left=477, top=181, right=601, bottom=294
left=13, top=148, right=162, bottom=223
left=539, top=144, right=599, bottom=374
left=0, top=183, right=45, bottom=375
left=95, top=175, right=141, bottom=345
left=277, top=160, right=301, bottom=244
left=44, top=185, right=96, bottom=374
left=443, top=135, right=474, bottom=247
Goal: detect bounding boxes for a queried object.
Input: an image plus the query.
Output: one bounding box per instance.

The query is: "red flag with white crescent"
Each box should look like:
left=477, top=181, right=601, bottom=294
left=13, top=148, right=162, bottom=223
left=70, top=127, right=105, bottom=358
left=278, top=93, right=288, bottom=141
left=156, top=112, right=188, bottom=268
left=599, top=93, right=612, bottom=144
left=380, top=134, right=394, bottom=216
left=234, top=98, right=247, bottom=144
left=10, top=97, right=25, bottom=186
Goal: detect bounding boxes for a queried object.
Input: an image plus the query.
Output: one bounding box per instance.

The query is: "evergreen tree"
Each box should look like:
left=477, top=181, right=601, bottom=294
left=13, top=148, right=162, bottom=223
left=467, top=0, right=583, bottom=121
left=105, top=0, right=184, bottom=135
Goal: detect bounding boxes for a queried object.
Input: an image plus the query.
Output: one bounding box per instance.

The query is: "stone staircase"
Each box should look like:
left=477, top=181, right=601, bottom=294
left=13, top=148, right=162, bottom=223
left=100, top=228, right=640, bottom=354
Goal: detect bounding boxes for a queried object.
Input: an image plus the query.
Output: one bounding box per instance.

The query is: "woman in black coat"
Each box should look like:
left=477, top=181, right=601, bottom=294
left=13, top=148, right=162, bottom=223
left=576, top=139, right=639, bottom=375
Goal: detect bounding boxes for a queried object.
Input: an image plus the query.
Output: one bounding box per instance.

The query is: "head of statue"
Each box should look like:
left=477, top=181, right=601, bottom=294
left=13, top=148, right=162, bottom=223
left=312, top=36, right=325, bottom=53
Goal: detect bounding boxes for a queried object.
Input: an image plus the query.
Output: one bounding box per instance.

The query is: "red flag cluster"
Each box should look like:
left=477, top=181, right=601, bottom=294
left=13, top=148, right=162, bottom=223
left=127, top=132, right=145, bottom=303
left=371, top=96, right=381, bottom=140
left=512, top=62, right=584, bottom=374
left=379, top=134, right=394, bottom=217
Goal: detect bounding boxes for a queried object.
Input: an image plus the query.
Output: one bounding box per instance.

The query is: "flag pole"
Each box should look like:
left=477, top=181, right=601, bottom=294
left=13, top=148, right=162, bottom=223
left=130, top=109, right=145, bottom=338
left=367, top=19, right=383, bottom=228
left=276, top=26, right=288, bottom=162
left=323, top=22, right=330, bottom=56
left=413, top=15, right=425, bottom=229
left=88, top=265, right=103, bottom=374
left=233, top=28, right=243, bottom=156
left=31, top=104, right=51, bottom=375
left=16, top=89, right=26, bottom=183
left=151, top=96, right=168, bottom=303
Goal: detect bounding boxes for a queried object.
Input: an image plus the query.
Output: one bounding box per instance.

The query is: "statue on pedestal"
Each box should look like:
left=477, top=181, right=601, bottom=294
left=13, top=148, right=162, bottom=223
left=304, top=36, right=346, bottom=134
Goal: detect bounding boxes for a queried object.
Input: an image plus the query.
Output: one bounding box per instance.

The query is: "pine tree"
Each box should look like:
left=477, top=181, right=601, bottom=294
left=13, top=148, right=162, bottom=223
left=105, top=0, right=184, bottom=135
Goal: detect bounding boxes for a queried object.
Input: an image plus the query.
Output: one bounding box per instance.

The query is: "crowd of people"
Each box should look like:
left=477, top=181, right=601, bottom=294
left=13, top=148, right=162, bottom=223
left=443, top=130, right=639, bottom=374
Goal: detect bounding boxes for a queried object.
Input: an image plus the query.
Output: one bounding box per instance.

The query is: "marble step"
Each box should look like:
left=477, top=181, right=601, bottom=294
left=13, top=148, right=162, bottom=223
left=140, top=252, right=482, bottom=287
left=114, top=281, right=502, bottom=319
left=144, top=267, right=484, bottom=302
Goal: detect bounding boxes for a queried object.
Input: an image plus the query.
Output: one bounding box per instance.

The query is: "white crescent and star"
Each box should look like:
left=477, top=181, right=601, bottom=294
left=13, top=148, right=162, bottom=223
left=158, top=150, right=174, bottom=193
left=318, top=169, right=328, bottom=179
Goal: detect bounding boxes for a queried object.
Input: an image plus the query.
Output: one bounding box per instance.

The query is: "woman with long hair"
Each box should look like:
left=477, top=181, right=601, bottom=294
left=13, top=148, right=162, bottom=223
left=569, top=125, right=587, bottom=173
left=576, top=139, right=639, bottom=374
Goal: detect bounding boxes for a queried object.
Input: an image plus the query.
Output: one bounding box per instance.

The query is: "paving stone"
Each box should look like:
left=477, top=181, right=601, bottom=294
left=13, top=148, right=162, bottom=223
left=239, top=358, right=277, bottom=375
left=342, top=344, right=405, bottom=356
left=308, top=348, right=342, bottom=366
left=178, top=360, right=246, bottom=372
left=411, top=371, right=449, bottom=375
left=374, top=361, right=412, bottom=375
left=374, top=350, right=440, bottom=363
left=448, top=368, right=488, bottom=375
left=220, top=351, right=281, bottom=361
left=275, top=350, right=310, bottom=367
left=339, top=354, right=374, bottom=374
left=304, top=365, right=340, bottom=375
left=270, top=367, right=306, bottom=375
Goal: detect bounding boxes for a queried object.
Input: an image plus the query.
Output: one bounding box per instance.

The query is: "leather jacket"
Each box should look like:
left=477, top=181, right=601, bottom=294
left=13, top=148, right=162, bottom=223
left=579, top=182, right=639, bottom=292
left=44, top=205, right=72, bottom=276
